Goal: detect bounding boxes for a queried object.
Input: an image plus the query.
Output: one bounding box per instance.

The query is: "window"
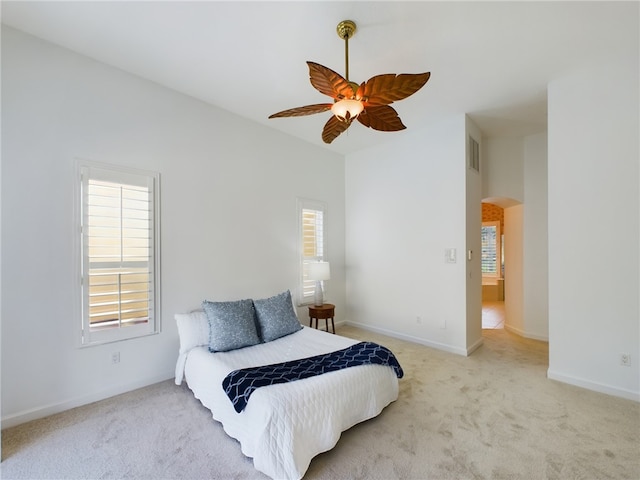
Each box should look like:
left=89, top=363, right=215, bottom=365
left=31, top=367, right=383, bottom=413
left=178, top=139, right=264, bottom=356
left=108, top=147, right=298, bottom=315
left=481, top=221, right=501, bottom=277
left=77, top=161, right=160, bottom=345
left=298, top=198, right=326, bottom=305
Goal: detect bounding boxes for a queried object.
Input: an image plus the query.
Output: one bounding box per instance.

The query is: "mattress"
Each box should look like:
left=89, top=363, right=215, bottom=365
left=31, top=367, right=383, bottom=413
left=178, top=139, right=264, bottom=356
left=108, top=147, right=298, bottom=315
left=183, top=326, right=399, bottom=479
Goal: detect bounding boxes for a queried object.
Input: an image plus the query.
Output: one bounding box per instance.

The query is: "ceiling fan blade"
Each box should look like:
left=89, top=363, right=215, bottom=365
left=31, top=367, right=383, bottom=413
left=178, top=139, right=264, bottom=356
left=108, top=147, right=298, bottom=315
left=359, top=72, right=431, bottom=106
left=307, top=61, right=356, bottom=100
left=357, top=105, right=406, bottom=132
left=269, top=103, right=332, bottom=118
left=322, top=115, right=352, bottom=144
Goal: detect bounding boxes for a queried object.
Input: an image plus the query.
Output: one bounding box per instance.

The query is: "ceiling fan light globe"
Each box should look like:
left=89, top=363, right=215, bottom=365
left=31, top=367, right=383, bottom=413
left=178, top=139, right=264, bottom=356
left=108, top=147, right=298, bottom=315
left=331, top=99, right=364, bottom=121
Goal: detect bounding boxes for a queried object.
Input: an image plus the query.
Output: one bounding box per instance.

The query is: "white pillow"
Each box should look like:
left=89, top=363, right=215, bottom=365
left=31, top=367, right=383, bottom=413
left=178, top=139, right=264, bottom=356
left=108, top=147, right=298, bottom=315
left=175, top=310, right=209, bottom=355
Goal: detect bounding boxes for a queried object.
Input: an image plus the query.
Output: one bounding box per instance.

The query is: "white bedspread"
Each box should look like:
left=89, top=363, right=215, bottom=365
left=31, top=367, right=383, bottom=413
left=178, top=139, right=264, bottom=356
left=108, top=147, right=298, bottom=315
left=182, top=326, right=399, bottom=480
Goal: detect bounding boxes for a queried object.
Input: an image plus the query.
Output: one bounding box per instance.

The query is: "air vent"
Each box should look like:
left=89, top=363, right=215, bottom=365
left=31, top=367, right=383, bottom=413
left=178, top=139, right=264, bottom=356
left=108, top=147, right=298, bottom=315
left=469, top=136, right=480, bottom=172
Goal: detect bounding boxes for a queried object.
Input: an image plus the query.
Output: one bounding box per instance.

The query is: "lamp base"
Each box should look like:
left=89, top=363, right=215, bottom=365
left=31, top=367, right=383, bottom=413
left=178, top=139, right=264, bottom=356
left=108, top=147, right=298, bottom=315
left=314, top=280, right=324, bottom=306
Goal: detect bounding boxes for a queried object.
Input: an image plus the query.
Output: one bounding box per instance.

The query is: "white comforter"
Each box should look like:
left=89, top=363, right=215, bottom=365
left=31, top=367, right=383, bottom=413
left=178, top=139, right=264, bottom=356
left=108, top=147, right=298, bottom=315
left=182, top=326, right=399, bottom=480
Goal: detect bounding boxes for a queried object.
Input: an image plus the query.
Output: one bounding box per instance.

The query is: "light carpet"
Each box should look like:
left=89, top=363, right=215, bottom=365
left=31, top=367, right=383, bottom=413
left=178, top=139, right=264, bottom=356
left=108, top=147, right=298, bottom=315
left=2, top=326, right=639, bottom=479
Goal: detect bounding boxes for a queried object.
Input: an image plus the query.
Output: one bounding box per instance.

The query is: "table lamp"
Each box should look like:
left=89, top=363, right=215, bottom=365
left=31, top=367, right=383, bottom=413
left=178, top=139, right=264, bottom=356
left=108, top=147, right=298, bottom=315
left=308, top=261, right=330, bottom=306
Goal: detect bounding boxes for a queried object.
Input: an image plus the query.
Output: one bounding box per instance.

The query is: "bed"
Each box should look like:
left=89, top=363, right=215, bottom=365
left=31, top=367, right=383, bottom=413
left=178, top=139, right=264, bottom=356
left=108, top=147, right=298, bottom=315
left=174, top=291, right=402, bottom=480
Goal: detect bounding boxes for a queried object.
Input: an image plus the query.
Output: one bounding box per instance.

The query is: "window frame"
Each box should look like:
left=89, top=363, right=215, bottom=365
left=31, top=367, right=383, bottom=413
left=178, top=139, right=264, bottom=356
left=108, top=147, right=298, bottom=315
left=297, top=198, right=327, bottom=306
left=75, top=159, right=161, bottom=347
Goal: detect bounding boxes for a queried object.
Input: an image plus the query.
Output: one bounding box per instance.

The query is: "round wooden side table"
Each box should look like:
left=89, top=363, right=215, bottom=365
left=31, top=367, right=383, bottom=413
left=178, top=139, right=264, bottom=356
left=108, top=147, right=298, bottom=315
left=308, top=303, right=335, bottom=334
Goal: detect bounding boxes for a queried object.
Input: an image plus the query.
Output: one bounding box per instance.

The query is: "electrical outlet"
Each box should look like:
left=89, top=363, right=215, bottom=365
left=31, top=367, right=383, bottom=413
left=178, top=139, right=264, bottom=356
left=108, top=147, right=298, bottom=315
left=416, top=316, right=422, bottom=324
left=112, top=352, right=120, bottom=364
left=620, top=353, right=631, bottom=367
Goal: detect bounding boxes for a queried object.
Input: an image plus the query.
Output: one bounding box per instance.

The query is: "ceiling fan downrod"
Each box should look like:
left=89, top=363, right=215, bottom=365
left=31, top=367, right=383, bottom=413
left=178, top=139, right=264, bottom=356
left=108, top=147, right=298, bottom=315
left=336, top=20, right=357, bottom=87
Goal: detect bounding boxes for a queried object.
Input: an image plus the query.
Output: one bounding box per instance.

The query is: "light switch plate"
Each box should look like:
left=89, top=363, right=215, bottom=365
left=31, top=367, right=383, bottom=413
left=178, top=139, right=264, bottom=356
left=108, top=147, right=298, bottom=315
left=445, top=248, right=456, bottom=263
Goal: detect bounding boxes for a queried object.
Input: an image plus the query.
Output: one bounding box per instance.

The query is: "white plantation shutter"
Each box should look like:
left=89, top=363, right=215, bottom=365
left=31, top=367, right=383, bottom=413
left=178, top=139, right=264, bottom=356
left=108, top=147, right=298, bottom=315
left=298, top=199, right=326, bottom=304
left=481, top=221, right=500, bottom=277
left=79, top=162, right=160, bottom=345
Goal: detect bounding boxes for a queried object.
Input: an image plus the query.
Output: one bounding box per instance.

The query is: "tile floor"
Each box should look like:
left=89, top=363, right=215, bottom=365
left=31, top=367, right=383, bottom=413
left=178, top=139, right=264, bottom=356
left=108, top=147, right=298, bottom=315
left=482, top=301, right=505, bottom=329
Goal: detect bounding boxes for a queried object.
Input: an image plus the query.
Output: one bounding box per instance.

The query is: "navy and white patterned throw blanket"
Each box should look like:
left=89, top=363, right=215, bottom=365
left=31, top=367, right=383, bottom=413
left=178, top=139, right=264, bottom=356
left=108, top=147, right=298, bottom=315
left=222, top=341, right=404, bottom=413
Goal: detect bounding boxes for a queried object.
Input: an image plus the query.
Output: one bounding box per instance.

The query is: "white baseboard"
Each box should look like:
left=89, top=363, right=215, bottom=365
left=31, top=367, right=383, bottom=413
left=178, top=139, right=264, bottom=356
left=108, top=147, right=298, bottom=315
left=1, top=371, right=175, bottom=429
left=504, top=323, right=549, bottom=342
left=466, top=337, right=484, bottom=355
left=345, top=320, right=470, bottom=356
left=547, top=369, right=640, bottom=403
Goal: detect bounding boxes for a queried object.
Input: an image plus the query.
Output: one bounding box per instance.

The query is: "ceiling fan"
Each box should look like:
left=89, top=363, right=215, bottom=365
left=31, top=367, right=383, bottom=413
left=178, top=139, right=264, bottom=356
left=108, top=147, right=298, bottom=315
left=269, top=20, right=431, bottom=144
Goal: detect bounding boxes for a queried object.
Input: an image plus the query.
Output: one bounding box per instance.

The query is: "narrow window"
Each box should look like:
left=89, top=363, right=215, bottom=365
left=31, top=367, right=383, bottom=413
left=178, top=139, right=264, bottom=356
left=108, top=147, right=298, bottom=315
left=481, top=221, right=501, bottom=277
left=297, top=199, right=326, bottom=305
left=78, top=161, right=161, bottom=345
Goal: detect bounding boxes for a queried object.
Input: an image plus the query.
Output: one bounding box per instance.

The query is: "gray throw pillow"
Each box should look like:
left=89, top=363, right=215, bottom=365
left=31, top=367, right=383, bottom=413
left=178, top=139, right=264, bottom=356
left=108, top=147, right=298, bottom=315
left=202, top=298, right=260, bottom=352
left=253, top=290, right=302, bottom=342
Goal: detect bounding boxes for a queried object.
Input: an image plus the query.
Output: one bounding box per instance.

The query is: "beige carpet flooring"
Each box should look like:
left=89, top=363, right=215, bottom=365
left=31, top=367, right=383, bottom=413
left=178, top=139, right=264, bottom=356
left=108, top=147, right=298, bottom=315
left=2, top=325, right=639, bottom=480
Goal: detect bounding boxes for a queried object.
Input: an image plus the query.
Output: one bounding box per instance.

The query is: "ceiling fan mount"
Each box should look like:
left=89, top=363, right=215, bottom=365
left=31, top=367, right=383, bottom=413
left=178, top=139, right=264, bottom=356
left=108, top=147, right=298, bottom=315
left=336, top=20, right=356, bottom=41
left=269, top=19, right=431, bottom=144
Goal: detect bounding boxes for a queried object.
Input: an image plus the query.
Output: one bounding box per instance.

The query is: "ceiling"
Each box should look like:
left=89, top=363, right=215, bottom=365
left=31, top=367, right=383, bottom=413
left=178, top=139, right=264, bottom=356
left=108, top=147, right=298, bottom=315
left=2, top=1, right=637, bottom=155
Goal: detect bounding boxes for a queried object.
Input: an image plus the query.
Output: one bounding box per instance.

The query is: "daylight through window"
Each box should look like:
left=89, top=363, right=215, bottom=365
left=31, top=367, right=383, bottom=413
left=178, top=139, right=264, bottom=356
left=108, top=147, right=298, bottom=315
left=79, top=162, right=160, bottom=345
left=481, top=221, right=501, bottom=277
left=298, top=199, right=326, bottom=305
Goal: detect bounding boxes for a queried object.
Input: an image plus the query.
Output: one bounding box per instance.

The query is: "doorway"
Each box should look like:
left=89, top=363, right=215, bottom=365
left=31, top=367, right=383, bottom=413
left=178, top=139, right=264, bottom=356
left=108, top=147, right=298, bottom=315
left=481, top=202, right=505, bottom=329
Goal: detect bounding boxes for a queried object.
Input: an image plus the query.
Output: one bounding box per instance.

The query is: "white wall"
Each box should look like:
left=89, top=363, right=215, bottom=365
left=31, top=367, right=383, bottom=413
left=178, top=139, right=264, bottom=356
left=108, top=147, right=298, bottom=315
left=465, top=117, right=483, bottom=352
left=1, top=27, right=346, bottom=426
left=548, top=56, right=639, bottom=400
left=345, top=115, right=470, bottom=355
left=504, top=205, right=524, bottom=334
left=482, top=137, right=524, bottom=203
left=523, top=133, right=548, bottom=340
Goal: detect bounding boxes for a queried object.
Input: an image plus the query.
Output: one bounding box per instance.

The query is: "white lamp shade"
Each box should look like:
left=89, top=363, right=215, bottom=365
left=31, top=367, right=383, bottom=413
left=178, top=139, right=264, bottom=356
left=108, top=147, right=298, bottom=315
left=331, top=99, right=364, bottom=121
left=308, top=261, right=331, bottom=281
